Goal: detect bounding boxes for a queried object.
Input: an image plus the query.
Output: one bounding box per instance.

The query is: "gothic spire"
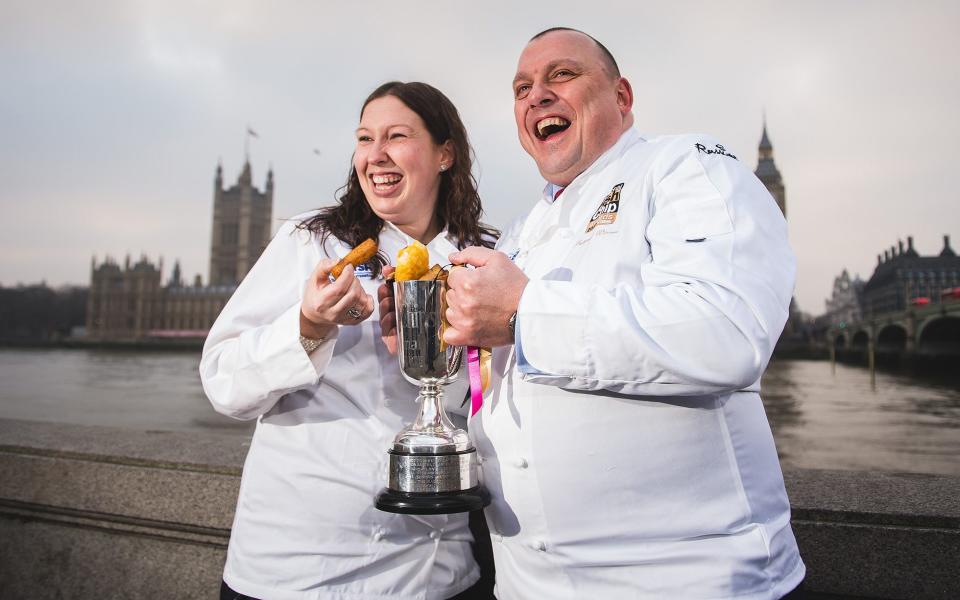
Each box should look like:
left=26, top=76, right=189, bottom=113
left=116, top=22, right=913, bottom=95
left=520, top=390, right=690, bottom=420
left=759, top=113, right=772, bottom=150
left=754, top=117, right=785, bottom=216
left=239, top=160, right=252, bottom=185
left=758, top=115, right=773, bottom=160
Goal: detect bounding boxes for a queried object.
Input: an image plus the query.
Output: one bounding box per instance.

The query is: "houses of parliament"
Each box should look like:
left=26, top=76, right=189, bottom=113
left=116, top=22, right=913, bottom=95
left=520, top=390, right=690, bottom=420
left=85, top=161, right=273, bottom=340
left=85, top=126, right=789, bottom=341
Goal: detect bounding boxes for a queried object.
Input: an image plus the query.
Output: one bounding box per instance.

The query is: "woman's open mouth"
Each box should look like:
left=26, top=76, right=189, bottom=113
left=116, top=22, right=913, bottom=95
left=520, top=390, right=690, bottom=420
left=371, top=173, right=403, bottom=193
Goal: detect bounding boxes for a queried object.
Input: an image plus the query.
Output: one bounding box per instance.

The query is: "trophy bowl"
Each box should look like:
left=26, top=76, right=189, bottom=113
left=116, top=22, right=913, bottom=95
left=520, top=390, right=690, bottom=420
left=374, top=278, right=490, bottom=514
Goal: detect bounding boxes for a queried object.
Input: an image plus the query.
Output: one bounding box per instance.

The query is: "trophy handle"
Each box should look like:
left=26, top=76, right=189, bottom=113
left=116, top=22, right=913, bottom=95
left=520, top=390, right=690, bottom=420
left=447, top=345, right=463, bottom=377
left=438, top=275, right=463, bottom=380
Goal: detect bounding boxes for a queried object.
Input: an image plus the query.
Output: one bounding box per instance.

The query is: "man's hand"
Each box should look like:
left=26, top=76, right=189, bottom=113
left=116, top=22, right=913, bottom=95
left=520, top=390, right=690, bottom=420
left=444, top=247, right=528, bottom=348
left=377, top=265, right=398, bottom=354
left=301, top=259, right=374, bottom=339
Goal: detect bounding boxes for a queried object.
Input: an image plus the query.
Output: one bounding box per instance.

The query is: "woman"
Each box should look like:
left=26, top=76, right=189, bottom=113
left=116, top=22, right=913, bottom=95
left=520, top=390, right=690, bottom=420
left=201, top=81, right=498, bottom=600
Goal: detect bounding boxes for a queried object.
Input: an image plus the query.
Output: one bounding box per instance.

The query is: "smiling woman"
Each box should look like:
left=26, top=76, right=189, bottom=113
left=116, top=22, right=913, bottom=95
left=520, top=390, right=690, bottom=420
left=199, top=81, right=498, bottom=600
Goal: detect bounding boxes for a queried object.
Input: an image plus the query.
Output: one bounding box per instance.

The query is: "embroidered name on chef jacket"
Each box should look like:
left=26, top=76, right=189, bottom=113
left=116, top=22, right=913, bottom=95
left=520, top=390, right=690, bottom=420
left=695, top=142, right=737, bottom=160
left=585, top=183, right=624, bottom=233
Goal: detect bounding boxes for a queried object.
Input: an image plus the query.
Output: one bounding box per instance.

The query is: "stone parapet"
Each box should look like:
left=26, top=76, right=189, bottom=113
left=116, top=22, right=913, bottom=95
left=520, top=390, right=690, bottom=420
left=1, top=418, right=957, bottom=599
left=0, top=419, right=245, bottom=599
left=786, top=469, right=959, bottom=600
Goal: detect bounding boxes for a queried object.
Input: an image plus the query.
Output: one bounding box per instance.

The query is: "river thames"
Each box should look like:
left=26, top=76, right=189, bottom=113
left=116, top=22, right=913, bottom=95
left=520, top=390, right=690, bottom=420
left=1, top=348, right=958, bottom=476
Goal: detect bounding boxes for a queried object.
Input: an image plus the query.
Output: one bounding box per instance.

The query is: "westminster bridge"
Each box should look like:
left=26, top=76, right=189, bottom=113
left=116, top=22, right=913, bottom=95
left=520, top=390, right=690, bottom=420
left=828, top=300, right=960, bottom=358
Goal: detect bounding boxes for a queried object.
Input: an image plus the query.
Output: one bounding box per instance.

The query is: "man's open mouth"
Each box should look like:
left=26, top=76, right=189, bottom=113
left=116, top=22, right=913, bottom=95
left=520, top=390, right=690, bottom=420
left=535, top=117, right=571, bottom=141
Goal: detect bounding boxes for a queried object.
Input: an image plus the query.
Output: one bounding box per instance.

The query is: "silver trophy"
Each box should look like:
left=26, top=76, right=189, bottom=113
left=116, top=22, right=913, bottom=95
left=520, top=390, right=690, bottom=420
left=375, top=278, right=490, bottom=514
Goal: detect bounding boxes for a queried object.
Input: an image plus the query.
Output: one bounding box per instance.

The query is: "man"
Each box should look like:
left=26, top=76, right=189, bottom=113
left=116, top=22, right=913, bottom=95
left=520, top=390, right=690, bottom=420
left=442, top=28, right=806, bottom=599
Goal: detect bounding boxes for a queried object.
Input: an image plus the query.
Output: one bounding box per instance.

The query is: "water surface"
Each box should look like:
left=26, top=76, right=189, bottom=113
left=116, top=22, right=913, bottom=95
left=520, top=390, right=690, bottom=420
left=0, top=348, right=252, bottom=436
left=1, top=349, right=958, bottom=476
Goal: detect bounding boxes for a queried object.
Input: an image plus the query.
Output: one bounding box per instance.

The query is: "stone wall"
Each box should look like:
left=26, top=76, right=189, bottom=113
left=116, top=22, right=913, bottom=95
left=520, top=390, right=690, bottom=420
left=0, top=419, right=242, bottom=599
left=1, top=418, right=957, bottom=600
left=788, top=469, right=959, bottom=599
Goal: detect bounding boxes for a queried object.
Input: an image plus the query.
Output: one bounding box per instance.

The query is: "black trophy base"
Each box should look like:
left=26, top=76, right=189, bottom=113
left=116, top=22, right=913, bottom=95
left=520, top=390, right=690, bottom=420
left=375, top=486, right=491, bottom=515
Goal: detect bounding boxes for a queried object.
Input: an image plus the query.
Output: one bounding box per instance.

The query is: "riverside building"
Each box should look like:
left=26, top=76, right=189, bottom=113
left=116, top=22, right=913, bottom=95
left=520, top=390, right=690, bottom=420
left=85, top=161, right=273, bottom=341
left=862, top=235, right=959, bottom=317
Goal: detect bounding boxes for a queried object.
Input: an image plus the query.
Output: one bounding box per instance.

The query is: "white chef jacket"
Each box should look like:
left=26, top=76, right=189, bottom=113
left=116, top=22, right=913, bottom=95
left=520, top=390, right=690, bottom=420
left=471, top=128, right=805, bottom=599
left=200, top=216, right=479, bottom=600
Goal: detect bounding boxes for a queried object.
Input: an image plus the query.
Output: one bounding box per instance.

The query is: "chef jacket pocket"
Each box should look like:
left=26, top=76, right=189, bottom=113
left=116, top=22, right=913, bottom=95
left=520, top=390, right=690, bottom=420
left=681, top=194, right=733, bottom=241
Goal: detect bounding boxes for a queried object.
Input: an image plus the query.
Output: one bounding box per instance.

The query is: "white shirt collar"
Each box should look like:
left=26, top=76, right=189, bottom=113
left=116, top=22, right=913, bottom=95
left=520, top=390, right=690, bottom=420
left=381, top=220, right=459, bottom=265
left=382, top=220, right=455, bottom=246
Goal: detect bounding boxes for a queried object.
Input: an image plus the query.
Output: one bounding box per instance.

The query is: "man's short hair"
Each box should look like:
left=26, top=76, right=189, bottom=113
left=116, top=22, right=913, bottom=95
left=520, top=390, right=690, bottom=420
left=529, top=27, right=621, bottom=78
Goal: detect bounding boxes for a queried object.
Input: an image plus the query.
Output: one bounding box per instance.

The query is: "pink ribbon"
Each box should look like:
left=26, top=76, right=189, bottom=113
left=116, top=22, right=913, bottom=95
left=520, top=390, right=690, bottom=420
left=467, top=346, right=483, bottom=417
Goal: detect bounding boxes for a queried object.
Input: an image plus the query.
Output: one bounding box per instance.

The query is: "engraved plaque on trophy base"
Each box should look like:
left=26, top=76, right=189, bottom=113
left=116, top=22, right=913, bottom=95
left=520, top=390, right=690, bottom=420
left=376, top=447, right=489, bottom=514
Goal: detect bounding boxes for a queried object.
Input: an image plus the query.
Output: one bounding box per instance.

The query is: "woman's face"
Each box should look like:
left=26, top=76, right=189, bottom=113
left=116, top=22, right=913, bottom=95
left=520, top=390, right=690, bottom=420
left=354, top=95, right=452, bottom=235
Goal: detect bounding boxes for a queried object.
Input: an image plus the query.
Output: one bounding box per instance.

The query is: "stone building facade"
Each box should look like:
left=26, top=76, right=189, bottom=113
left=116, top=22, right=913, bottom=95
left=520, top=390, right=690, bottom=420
left=209, top=161, right=274, bottom=286
left=86, top=161, right=272, bottom=341
left=85, top=256, right=163, bottom=339
left=862, top=235, right=959, bottom=317
left=823, top=268, right=865, bottom=329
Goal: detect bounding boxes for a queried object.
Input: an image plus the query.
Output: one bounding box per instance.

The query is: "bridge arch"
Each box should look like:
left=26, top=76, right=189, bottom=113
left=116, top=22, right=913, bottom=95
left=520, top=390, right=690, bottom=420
left=832, top=332, right=847, bottom=349
left=916, top=316, right=960, bottom=356
left=876, top=324, right=907, bottom=352
left=851, top=330, right=870, bottom=348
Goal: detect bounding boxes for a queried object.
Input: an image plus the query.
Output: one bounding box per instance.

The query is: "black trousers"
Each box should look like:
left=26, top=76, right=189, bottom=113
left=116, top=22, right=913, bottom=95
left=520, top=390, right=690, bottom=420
left=781, top=582, right=807, bottom=599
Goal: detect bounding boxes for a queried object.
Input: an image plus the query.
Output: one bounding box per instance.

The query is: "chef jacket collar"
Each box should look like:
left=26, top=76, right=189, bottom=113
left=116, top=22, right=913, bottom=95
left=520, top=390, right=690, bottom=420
left=538, top=127, right=644, bottom=206
left=382, top=219, right=459, bottom=258
left=527, top=127, right=645, bottom=245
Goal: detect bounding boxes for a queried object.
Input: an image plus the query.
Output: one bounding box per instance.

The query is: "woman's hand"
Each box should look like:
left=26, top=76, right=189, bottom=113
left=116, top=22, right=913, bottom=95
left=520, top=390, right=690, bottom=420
left=300, top=259, right=375, bottom=339
left=377, top=265, right=398, bottom=354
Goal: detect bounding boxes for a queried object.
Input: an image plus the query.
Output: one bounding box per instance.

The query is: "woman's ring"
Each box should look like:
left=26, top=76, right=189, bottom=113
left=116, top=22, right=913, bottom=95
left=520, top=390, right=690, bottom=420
left=347, top=306, right=362, bottom=320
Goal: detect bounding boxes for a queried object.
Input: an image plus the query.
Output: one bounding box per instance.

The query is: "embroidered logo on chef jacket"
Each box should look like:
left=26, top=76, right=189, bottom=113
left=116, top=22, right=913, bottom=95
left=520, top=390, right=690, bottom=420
left=695, top=142, right=737, bottom=160
left=507, top=249, right=520, bottom=262
left=354, top=263, right=374, bottom=279
left=585, top=183, right=624, bottom=233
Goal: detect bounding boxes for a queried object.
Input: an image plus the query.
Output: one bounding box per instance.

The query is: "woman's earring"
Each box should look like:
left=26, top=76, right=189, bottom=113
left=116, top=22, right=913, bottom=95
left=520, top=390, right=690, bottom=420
left=439, top=164, right=447, bottom=172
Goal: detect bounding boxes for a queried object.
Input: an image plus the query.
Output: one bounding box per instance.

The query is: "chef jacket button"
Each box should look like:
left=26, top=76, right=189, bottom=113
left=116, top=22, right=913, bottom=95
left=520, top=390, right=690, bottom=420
left=429, top=530, right=440, bottom=540
left=477, top=455, right=484, bottom=464
left=373, top=528, right=385, bottom=541
left=515, top=457, right=529, bottom=469
left=534, top=540, right=546, bottom=552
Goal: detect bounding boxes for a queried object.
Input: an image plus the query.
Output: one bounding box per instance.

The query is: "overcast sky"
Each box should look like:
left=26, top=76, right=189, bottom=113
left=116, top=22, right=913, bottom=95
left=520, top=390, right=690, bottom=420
left=2, top=0, right=957, bottom=313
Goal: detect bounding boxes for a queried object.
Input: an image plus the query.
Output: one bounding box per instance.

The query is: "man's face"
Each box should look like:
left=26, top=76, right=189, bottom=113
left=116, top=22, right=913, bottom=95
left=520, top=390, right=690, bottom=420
left=513, top=30, right=632, bottom=186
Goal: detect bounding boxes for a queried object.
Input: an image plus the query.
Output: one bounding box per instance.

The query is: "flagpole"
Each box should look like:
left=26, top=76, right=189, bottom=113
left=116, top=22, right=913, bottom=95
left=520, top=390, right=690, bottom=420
left=245, top=125, right=259, bottom=163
